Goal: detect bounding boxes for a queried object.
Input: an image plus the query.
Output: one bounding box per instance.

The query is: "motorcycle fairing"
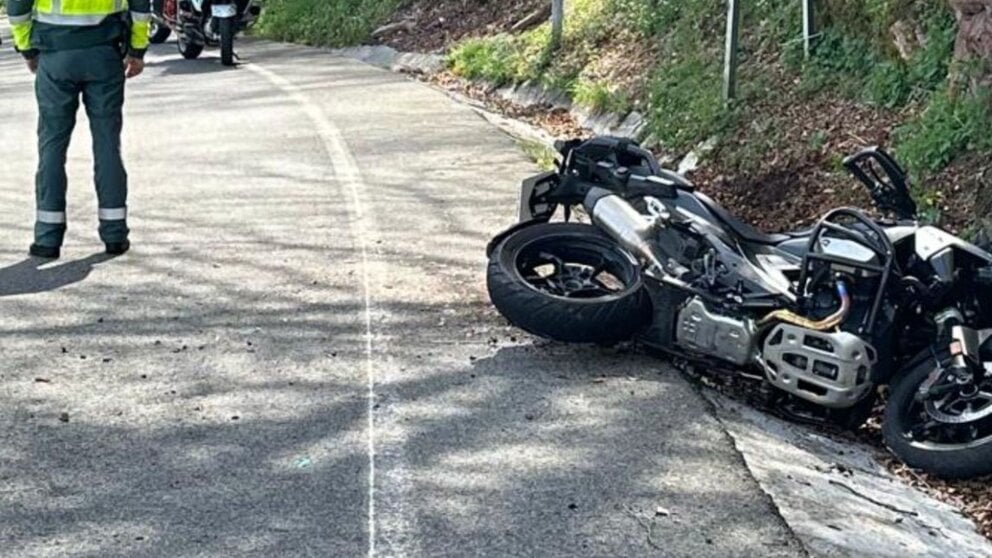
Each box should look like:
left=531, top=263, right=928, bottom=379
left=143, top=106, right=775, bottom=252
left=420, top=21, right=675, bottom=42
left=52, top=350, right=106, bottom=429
left=915, top=226, right=992, bottom=263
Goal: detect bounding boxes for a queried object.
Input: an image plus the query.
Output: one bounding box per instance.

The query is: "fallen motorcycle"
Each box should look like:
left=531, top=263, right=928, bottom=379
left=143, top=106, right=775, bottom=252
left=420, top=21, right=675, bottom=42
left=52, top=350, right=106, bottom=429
left=149, top=0, right=261, bottom=66
left=487, top=136, right=992, bottom=479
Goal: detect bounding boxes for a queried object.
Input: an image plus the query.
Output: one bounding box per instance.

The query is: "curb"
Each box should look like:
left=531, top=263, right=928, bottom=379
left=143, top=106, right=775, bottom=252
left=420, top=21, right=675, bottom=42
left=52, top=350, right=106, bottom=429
left=329, top=45, right=716, bottom=172
left=704, top=391, right=992, bottom=558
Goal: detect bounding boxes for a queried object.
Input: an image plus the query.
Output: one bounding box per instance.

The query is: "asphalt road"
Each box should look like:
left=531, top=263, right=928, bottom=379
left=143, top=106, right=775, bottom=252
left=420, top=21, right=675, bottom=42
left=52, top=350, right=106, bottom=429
left=0, top=36, right=806, bottom=557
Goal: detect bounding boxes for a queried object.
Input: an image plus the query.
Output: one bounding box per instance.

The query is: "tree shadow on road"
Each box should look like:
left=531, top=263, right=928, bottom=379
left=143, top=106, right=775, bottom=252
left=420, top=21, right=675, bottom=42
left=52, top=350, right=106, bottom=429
left=0, top=253, right=115, bottom=298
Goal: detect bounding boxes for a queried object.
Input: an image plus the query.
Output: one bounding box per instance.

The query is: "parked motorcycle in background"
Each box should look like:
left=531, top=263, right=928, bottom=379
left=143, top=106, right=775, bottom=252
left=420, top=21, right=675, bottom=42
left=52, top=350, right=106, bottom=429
left=150, top=0, right=261, bottom=66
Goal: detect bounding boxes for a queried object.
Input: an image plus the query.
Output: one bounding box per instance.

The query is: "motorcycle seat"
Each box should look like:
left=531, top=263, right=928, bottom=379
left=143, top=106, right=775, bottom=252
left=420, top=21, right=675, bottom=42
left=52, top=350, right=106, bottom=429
left=695, top=192, right=791, bottom=245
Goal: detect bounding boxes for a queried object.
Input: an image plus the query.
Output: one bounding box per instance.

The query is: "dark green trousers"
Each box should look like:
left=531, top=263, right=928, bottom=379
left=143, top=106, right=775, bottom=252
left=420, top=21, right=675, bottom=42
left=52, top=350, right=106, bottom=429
left=35, top=44, right=129, bottom=247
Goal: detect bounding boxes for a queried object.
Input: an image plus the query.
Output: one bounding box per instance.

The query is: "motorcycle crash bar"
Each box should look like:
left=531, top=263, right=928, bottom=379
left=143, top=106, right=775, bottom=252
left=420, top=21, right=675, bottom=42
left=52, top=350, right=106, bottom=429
left=759, top=281, right=852, bottom=332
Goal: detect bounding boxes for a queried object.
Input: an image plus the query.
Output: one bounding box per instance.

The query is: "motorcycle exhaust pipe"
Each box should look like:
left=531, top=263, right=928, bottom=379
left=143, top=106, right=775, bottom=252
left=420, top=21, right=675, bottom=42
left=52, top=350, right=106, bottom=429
left=584, top=187, right=665, bottom=271
left=758, top=281, right=852, bottom=331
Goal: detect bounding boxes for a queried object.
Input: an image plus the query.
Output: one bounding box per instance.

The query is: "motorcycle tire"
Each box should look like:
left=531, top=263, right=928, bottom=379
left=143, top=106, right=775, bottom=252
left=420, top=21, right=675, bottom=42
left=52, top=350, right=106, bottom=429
left=883, top=349, right=992, bottom=479
left=487, top=222, right=652, bottom=344
left=220, top=17, right=236, bottom=66
left=149, top=20, right=172, bottom=44
left=178, top=36, right=204, bottom=60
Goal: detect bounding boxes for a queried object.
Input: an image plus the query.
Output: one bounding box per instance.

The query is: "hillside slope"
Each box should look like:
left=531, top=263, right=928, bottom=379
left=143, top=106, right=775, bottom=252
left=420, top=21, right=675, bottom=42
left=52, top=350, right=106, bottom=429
left=344, top=0, right=988, bottom=235
left=437, top=0, right=991, bottom=232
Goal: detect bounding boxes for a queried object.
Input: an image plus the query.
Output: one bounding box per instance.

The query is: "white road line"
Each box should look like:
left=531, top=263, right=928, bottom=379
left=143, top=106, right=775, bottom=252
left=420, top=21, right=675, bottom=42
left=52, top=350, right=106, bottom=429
left=245, top=62, right=379, bottom=558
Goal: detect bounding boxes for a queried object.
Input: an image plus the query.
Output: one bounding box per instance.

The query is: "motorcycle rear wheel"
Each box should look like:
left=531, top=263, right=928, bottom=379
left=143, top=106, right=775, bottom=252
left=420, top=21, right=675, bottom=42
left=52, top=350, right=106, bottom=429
left=219, top=17, right=236, bottom=66
left=487, top=222, right=652, bottom=344
left=884, top=349, right=992, bottom=479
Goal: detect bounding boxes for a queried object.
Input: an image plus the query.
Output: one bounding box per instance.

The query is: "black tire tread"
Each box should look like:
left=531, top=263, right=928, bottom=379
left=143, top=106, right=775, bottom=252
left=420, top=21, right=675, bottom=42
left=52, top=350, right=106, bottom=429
left=220, top=17, right=236, bottom=66
left=883, top=349, right=992, bottom=479
left=487, top=223, right=652, bottom=344
left=149, top=21, right=172, bottom=44
left=178, top=37, right=204, bottom=60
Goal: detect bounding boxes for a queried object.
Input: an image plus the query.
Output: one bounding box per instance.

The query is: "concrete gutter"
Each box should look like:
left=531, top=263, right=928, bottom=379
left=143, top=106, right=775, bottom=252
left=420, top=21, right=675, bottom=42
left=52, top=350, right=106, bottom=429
left=329, top=46, right=716, bottom=173
left=704, top=392, right=992, bottom=558
left=329, top=46, right=644, bottom=140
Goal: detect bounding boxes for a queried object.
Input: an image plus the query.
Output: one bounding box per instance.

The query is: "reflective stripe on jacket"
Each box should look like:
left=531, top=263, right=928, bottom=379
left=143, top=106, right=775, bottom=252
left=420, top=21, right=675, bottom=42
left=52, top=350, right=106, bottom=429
left=7, top=1, right=35, bottom=52
left=8, top=0, right=151, bottom=53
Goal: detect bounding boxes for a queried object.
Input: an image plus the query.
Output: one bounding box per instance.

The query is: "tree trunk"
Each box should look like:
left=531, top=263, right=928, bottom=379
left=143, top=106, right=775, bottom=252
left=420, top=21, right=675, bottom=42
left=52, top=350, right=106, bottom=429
left=949, top=0, right=992, bottom=91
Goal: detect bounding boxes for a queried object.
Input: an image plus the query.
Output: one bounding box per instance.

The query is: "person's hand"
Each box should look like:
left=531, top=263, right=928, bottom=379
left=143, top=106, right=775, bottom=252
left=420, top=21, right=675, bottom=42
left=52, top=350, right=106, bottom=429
left=26, top=57, right=38, bottom=74
left=125, top=56, right=145, bottom=79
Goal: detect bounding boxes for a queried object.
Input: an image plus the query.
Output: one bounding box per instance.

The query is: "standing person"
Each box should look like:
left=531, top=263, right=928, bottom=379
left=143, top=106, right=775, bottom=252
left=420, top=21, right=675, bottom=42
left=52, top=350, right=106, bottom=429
left=8, top=0, right=151, bottom=259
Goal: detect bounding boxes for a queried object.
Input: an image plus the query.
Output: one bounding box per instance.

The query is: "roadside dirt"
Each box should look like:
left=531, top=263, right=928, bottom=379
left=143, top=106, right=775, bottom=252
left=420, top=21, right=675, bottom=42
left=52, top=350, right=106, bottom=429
left=375, top=0, right=545, bottom=53
left=430, top=72, right=589, bottom=139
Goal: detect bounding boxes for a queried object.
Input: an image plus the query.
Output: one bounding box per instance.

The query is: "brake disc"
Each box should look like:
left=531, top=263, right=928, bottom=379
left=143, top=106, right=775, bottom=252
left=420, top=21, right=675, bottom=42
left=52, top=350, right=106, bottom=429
left=925, top=390, right=992, bottom=424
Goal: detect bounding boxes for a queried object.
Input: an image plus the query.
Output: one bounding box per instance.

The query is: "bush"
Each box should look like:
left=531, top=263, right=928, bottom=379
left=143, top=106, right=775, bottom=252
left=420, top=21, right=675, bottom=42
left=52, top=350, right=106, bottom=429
left=646, top=52, right=728, bottom=152
left=448, top=29, right=552, bottom=85
left=571, top=79, right=631, bottom=113
left=895, top=89, right=992, bottom=179
left=799, top=4, right=955, bottom=108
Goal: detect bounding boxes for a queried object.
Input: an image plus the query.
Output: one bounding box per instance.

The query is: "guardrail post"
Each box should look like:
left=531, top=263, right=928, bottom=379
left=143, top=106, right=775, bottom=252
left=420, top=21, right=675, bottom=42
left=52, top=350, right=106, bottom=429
left=551, top=0, right=565, bottom=49
left=802, top=0, right=816, bottom=57
left=723, top=0, right=741, bottom=102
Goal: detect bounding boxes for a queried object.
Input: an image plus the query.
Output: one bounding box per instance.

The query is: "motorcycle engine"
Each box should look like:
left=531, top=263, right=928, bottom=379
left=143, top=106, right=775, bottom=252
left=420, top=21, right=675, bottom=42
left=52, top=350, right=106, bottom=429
left=676, top=298, right=757, bottom=366
left=761, top=322, right=877, bottom=409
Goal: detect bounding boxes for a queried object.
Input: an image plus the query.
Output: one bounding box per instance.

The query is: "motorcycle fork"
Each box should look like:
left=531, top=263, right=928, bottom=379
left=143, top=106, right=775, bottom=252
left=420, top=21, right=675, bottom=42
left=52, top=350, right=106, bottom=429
left=919, top=326, right=991, bottom=399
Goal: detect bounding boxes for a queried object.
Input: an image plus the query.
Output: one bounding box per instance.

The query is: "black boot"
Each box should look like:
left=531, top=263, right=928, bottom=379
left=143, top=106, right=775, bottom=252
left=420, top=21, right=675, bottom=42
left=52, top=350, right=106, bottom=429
left=29, top=243, right=61, bottom=259
left=105, top=240, right=130, bottom=256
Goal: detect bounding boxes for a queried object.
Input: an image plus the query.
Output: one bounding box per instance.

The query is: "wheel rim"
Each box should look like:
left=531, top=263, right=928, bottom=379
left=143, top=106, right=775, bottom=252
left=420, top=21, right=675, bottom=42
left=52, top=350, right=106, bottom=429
left=512, top=233, right=639, bottom=301
left=901, top=367, right=992, bottom=451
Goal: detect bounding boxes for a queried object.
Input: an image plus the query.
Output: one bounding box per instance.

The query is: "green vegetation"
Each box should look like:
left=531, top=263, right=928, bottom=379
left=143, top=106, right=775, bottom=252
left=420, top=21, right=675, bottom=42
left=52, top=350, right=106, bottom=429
left=449, top=30, right=552, bottom=84
left=445, top=0, right=990, bottom=186
left=895, top=89, right=992, bottom=176
left=517, top=139, right=559, bottom=171
left=794, top=4, right=988, bottom=183
left=256, top=0, right=989, bottom=208
left=449, top=0, right=733, bottom=151
left=256, top=0, right=401, bottom=47
left=796, top=6, right=955, bottom=109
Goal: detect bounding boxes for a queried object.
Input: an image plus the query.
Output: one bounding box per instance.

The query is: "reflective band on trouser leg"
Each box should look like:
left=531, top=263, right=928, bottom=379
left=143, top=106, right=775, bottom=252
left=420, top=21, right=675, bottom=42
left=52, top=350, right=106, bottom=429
left=37, top=210, right=67, bottom=225
left=98, top=207, right=127, bottom=221
left=8, top=13, right=33, bottom=24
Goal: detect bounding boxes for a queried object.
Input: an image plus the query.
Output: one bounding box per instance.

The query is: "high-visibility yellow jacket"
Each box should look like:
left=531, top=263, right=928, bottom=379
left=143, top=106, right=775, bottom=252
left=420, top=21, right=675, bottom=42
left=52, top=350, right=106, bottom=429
left=8, top=0, right=152, bottom=58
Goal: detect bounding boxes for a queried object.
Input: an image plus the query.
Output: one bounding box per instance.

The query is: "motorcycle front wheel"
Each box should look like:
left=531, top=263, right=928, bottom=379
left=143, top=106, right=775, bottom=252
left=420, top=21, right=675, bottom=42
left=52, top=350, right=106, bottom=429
left=487, top=222, right=652, bottom=344
left=149, top=20, right=172, bottom=44
left=178, top=35, right=204, bottom=60
left=884, top=349, right=992, bottom=479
